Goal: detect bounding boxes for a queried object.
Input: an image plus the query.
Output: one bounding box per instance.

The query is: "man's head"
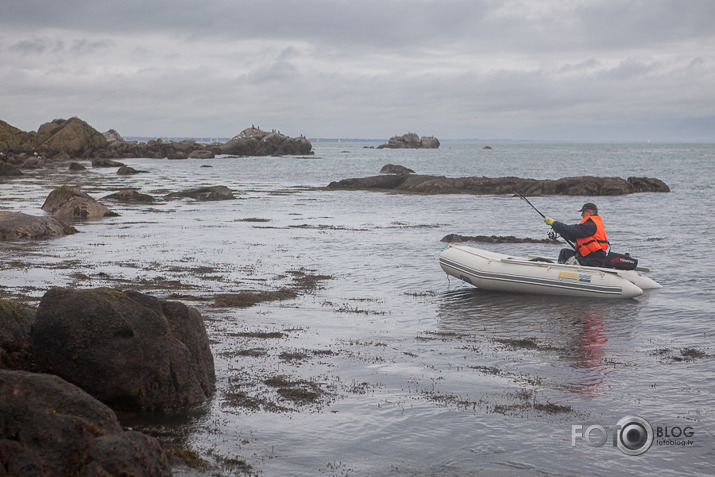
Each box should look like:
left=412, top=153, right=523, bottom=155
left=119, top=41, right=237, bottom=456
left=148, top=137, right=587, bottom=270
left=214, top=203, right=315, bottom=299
left=579, top=202, right=598, bottom=217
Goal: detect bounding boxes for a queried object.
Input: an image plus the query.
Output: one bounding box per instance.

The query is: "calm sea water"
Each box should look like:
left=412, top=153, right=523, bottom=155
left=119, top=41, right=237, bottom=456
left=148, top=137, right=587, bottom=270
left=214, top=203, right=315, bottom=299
left=1, top=142, right=714, bottom=476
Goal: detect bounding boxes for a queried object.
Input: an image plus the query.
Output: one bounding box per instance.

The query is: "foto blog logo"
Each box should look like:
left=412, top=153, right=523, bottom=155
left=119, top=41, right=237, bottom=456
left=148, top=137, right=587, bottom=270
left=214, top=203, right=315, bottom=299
left=571, top=415, right=695, bottom=456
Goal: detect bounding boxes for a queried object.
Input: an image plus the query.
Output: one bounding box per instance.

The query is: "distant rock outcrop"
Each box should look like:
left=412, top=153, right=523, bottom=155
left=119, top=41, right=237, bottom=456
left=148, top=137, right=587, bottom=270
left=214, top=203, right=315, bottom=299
left=34, top=117, right=108, bottom=157
left=377, top=133, right=440, bottom=149
left=41, top=185, right=119, bottom=220
left=0, top=211, right=78, bottom=241
left=220, top=127, right=313, bottom=156
left=326, top=175, right=670, bottom=196
left=32, top=287, right=216, bottom=413
left=0, top=119, right=36, bottom=154
left=0, top=369, right=171, bottom=476
left=1, top=118, right=313, bottom=159
left=0, top=117, right=107, bottom=159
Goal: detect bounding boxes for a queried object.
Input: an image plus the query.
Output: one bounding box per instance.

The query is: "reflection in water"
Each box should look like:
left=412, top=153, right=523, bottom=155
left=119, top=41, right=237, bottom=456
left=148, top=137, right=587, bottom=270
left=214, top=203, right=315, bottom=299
left=435, top=288, right=641, bottom=398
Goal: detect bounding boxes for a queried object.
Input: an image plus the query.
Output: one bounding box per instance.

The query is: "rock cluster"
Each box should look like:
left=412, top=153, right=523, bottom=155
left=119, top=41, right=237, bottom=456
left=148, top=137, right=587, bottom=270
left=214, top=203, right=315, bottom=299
left=220, top=127, right=312, bottom=156
left=377, top=133, right=440, bottom=149
left=327, top=174, right=670, bottom=196
left=0, top=286, right=216, bottom=473
left=0, top=118, right=313, bottom=160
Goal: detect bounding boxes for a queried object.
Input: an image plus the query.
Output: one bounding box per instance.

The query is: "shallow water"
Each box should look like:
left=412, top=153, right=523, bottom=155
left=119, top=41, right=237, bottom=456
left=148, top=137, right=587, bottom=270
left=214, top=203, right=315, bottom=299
left=1, top=142, right=714, bottom=475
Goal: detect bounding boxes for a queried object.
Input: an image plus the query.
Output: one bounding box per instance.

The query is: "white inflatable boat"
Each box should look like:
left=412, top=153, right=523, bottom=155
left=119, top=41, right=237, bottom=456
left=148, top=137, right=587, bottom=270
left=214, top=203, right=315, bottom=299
left=439, top=244, right=661, bottom=299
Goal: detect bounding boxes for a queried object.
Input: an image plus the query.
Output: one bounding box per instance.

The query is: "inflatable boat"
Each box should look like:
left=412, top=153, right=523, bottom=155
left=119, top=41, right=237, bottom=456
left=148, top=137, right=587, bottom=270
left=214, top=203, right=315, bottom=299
left=439, top=244, right=661, bottom=299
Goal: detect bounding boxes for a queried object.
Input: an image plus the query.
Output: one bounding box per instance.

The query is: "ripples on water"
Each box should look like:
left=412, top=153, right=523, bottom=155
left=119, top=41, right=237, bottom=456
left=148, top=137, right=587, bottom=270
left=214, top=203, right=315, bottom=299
left=1, top=143, right=713, bottom=475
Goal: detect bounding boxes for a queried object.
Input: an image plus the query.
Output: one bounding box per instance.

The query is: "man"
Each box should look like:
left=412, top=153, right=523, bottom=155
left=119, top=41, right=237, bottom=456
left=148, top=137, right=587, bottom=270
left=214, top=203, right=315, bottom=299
left=544, top=203, right=609, bottom=267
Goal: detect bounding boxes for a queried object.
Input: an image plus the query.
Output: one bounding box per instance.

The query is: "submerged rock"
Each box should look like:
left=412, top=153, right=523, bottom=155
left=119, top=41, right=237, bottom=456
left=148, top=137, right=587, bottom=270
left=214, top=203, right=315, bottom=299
left=32, top=287, right=216, bottom=413
left=188, top=149, right=215, bottom=159
left=41, top=185, right=118, bottom=220
left=0, top=369, right=171, bottom=476
left=0, top=211, right=78, bottom=240
left=327, top=175, right=670, bottom=196
left=441, top=234, right=558, bottom=244
left=0, top=161, right=23, bottom=176
left=117, top=165, right=147, bottom=175
left=92, top=158, right=125, bottom=168
left=380, top=164, right=415, bottom=174
left=166, top=185, right=234, bottom=201
left=103, top=188, right=155, bottom=203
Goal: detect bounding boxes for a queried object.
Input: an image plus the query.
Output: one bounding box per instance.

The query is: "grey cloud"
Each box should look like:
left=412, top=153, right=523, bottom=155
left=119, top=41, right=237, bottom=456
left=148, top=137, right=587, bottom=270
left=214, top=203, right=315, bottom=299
left=9, top=37, right=64, bottom=55
left=1, top=0, right=714, bottom=140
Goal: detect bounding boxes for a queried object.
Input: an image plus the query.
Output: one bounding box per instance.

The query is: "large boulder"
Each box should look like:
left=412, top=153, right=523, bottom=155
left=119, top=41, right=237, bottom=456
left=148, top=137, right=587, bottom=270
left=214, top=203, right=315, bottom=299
left=41, top=185, right=118, bottom=220
left=221, top=127, right=312, bottom=156
left=31, top=287, right=216, bottom=412
left=35, top=117, right=108, bottom=158
left=0, top=211, right=78, bottom=240
left=0, top=299, right=36, bottom=371
left=0, top=120, right=35, bottom=154
left=0, top=369, right=171, bottom=476
left=377, top=133, right=440, bottom=149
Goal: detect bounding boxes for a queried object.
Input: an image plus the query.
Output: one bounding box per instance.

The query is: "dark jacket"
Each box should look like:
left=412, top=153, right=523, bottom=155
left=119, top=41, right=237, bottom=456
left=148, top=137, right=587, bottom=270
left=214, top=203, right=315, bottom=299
left=551, top=217, right=607, bottom=266
left=551, top=219, right=597, bottom=242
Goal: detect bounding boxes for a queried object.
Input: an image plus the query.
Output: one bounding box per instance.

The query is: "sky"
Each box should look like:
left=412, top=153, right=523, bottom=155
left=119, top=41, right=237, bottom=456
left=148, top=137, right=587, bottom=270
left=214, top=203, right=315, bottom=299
left=1, top=0, right=714, bottom=141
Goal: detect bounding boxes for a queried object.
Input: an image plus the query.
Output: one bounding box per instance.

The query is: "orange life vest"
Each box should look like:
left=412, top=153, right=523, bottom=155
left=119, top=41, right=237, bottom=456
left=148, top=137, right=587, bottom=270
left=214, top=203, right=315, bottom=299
left=575, top=215, right=609, bottom=257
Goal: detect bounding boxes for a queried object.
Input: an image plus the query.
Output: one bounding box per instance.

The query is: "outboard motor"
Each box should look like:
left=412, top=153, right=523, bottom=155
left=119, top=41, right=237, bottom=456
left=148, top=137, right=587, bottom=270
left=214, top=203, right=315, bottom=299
left=603, top=252, right=638, bottom=270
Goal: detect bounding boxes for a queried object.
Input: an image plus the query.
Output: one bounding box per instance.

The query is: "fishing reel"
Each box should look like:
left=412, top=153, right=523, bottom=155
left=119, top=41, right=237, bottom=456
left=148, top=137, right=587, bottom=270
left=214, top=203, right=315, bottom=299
left=547, top=231, right=560, bottom=242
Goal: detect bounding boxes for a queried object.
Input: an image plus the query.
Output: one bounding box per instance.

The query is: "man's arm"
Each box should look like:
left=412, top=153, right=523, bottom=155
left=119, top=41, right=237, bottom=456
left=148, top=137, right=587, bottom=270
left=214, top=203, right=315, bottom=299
left=551, top=219, right=597, bottom=241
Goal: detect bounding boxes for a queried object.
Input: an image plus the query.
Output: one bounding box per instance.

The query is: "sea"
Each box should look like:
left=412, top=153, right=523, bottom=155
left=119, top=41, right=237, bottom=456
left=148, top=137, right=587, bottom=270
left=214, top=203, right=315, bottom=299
left=1, top=142, right=714, bottom=476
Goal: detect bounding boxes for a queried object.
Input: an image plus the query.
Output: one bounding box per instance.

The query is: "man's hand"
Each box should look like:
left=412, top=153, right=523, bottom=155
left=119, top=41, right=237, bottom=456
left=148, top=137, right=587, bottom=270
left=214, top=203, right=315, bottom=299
left=544, top=217, right=555, bottom=226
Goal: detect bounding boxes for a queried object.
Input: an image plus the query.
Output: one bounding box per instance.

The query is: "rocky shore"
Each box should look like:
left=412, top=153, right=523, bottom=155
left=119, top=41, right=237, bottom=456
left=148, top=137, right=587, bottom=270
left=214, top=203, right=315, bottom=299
left=0, top=117, right=313, bottom=165
left=327, top=168, right=670, bottom=195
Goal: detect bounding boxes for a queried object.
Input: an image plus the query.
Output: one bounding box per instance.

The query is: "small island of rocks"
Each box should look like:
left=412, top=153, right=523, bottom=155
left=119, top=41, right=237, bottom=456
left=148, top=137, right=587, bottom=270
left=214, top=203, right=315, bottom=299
left=376, top=133, right=440, bottom=149
left=326, top=172, right=670, bottom=196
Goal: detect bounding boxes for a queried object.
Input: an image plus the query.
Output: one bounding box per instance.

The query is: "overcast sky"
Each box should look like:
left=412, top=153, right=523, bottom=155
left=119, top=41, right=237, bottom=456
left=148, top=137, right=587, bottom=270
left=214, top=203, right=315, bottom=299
left=2, top=0, right=714, bottom=141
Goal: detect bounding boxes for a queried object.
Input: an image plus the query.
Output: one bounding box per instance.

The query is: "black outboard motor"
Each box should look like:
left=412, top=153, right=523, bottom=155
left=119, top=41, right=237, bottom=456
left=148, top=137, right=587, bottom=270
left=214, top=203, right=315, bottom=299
left=603, top=252, right=638, bottom=270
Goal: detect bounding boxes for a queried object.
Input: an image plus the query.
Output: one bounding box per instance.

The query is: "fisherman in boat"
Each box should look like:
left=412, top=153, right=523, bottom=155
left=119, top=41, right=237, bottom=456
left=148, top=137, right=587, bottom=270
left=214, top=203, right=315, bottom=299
left=543, top=203, right=609, bottom=267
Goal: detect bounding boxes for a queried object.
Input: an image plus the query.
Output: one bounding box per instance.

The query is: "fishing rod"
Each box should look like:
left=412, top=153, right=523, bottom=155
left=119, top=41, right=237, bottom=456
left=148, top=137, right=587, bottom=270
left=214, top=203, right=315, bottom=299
left=513, top=191, right=576, bottom=250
